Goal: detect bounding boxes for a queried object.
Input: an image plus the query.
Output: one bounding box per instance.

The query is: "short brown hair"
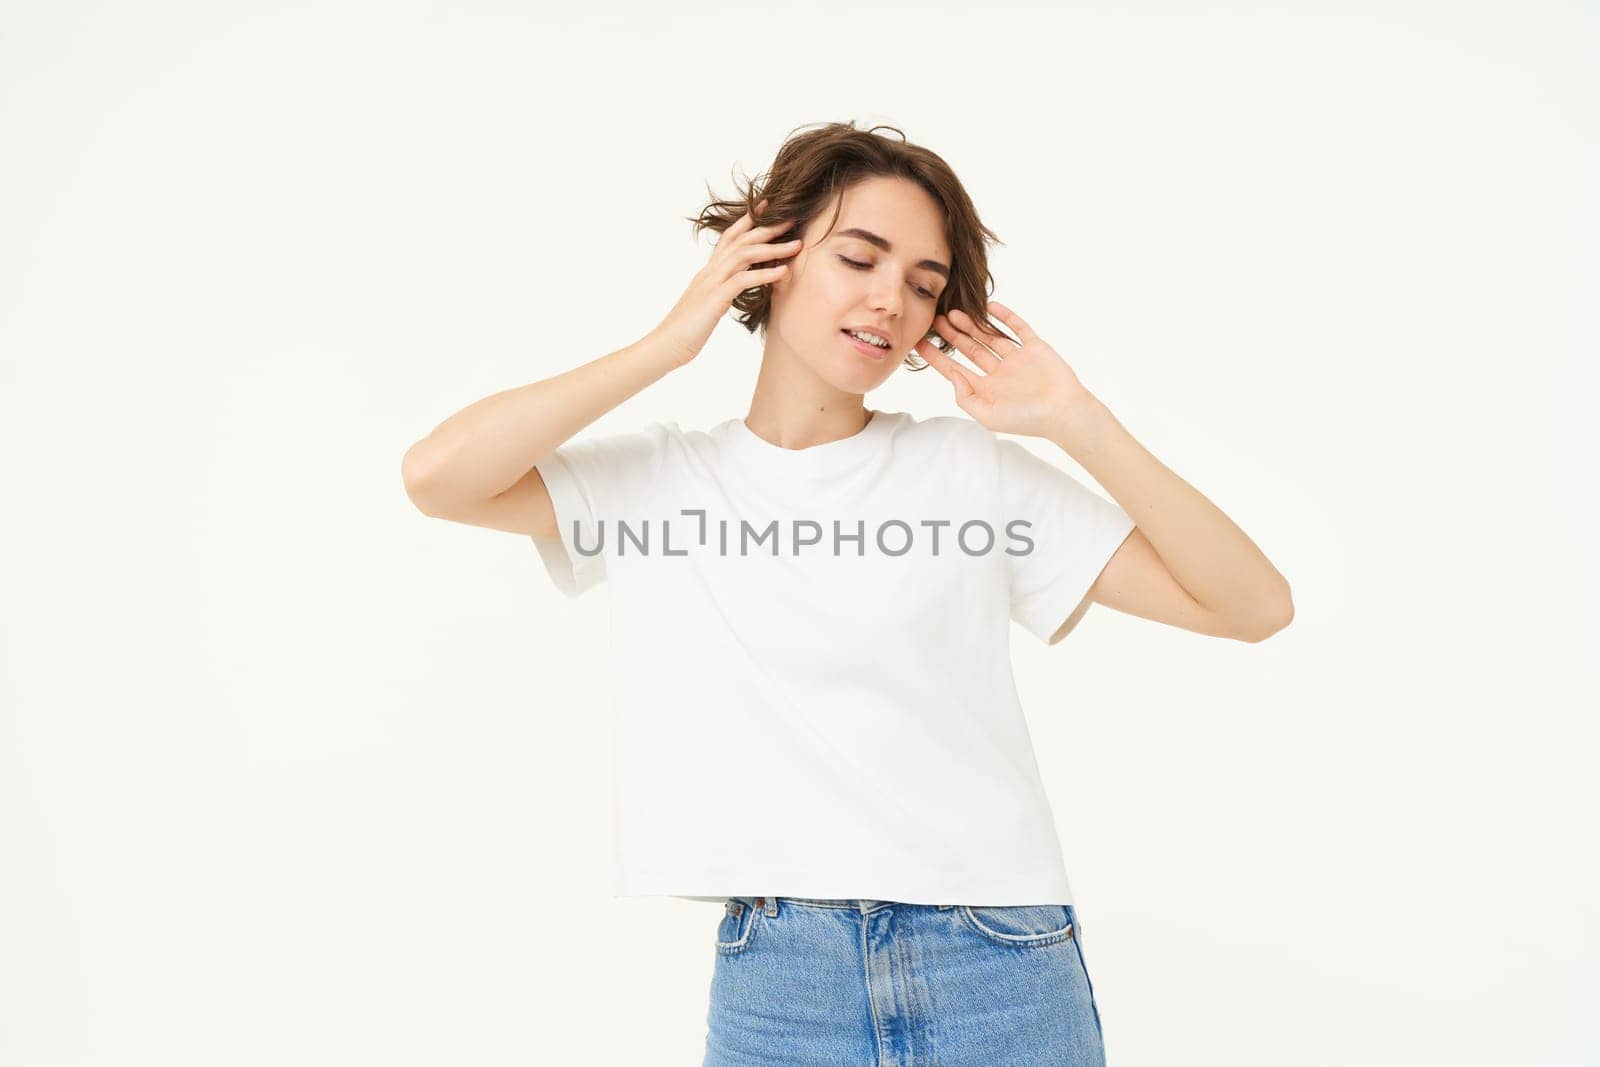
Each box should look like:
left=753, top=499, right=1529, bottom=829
left=686, top=120, right=1006, bottom=371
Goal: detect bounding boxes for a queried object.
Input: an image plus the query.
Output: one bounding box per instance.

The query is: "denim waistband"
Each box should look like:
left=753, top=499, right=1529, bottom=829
left=737, top=896, right=959, bottom=917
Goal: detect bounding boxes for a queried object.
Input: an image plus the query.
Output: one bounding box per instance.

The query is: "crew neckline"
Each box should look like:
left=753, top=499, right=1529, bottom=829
left=721, top=408, right=899, bottom=478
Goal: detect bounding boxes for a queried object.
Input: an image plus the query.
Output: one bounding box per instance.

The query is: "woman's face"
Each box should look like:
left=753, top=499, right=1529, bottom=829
left=766, top=174, right=952, bottom=395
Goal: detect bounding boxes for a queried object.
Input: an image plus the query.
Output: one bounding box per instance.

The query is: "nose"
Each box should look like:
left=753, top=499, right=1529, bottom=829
left=867, top=275, right=903, bottom=320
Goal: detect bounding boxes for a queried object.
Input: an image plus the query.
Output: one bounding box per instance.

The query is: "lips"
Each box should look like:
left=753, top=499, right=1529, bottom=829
left=843, top=326, right=892, bottom=346
left=842, top=329, right=890, bottom=360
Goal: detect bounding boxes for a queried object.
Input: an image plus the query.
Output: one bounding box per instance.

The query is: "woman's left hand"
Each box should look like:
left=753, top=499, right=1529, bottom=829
left=912, top=301, right=1097, bottom=440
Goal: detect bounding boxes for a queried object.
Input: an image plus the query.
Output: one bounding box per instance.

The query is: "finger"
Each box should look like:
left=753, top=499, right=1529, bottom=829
left=727, top=261, right=790, bottom=295
left=917, top=338, right=979, bottom=400
left=985, top=300, right=1037, bottom=344
left=922, top=330, right=983, bottom=379
left=729, top=213, right=797, bottom=259
left=748, top=220, right=798, bottom=247
left=727, top=199, right=761, bottom=237
left=723, top=198, right=772, bottom=243
left=747, top=197, right=798, bottom=240
left=734, top=232, right=803, bottom=280
left=949, top=307, right=1019, bottom=353
left=742, top=235, right=802, bottom=262
left=933, top=314, right=1002, bottom=374
left=718, top=209, right=798, bottom=270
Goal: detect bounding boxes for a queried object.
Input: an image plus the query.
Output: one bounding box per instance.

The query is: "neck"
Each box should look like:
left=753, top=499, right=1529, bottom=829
left=744, top=345, right=870, bottom=451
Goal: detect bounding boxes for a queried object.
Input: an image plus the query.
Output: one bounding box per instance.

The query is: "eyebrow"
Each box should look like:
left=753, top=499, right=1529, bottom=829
left=835, top=227, right=950, bottom=279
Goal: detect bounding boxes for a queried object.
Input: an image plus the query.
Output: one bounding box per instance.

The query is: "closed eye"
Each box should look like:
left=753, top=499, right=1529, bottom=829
left=837, top=255, right=937, bottom=300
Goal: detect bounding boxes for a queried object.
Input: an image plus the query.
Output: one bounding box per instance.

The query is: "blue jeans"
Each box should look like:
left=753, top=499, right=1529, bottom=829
left=703, top=897, right=1105, bottom=1066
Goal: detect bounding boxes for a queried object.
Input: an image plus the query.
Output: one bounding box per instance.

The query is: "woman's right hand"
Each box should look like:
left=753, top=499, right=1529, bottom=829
left=652, top=198, right=804, bottom=366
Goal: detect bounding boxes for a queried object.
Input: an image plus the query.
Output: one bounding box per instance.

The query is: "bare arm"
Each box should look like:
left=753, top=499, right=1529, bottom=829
left=400, top=198, right=801, bottom=537
left=400, top=330, right=685, bottom=532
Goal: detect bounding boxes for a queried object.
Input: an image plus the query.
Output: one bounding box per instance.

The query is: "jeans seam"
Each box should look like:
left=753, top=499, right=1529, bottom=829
left=958, top=905, right=1076, bottom=947
left=715, top=899, right=760, bottom=954
left=1069, top=907, right=1103, bottom=1038
left=861, top=912, right=885, bottom=1065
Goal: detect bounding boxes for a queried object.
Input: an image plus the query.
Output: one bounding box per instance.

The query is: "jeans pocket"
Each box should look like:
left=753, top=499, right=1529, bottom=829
left=715, top=897, right=761, bottom=956
left=958, top=903, right=1076, bottom=948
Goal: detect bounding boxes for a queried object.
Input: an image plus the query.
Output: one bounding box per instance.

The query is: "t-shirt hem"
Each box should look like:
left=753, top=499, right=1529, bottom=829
left=612, top=879, right=1076, bottom=908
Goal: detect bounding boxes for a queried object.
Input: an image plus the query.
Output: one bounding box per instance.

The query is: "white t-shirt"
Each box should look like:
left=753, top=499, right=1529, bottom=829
left=531, top=408, right=1135, bottom=906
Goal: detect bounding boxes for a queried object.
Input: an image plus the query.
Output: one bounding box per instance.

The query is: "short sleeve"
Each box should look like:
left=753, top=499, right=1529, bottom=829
left=531, top=424, right=668, bottom=598
left=997, top=437, right=1137, bottom=645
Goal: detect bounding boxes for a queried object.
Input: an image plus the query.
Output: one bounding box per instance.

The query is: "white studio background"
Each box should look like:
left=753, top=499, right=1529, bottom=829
left=2, top=3, right=1594, bottom=1065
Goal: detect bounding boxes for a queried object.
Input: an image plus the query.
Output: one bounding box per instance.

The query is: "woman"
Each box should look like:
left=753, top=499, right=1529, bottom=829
left=402, top=120, right=1293, bottom=1065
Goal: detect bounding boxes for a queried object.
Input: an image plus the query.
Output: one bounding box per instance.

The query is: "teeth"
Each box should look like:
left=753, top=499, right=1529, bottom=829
left=847, top=329, right=889, bottom=348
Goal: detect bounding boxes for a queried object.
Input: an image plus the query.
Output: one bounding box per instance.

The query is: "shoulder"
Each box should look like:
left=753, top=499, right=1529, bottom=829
left=887, top=411, right=994, bottom=446
left=885, top=411, right=1002, bottom=467
left=592, top=419, right=701, bottom=458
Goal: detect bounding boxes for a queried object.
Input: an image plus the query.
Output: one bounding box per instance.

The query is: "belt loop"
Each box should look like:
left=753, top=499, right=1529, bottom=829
left=763, top=896, right=778, bottom=917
